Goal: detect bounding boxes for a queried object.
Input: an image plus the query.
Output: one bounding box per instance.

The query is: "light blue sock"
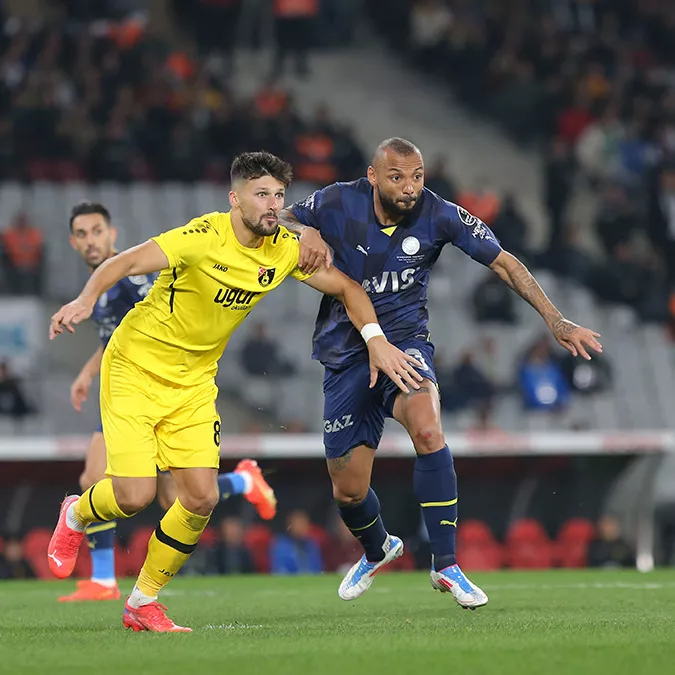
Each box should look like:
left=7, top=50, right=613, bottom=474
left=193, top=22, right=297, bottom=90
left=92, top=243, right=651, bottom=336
left=86, top=521, right=116, bottom=582
left=218, top=472, right=247, bottom=500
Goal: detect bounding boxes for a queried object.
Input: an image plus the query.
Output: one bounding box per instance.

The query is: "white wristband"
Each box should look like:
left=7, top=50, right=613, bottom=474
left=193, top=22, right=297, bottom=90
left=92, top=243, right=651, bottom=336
left=361, top=323, right=385, bottom=344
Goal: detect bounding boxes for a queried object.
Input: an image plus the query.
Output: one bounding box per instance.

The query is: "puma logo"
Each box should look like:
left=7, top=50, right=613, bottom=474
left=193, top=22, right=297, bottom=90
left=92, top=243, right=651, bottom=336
left=440, top=519, right=457, bottom=527
left=48, top=551, right=63, bottom=567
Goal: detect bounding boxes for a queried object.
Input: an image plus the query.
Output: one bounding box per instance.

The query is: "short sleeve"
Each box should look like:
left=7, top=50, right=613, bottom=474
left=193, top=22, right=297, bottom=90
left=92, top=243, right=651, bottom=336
left=281, top=228, right=317, bottom=281
left=437, top=201, right=502, bottom=266
left=289, top=184, right=337, bottom=231
left=151, top=218, right=218, bottom=268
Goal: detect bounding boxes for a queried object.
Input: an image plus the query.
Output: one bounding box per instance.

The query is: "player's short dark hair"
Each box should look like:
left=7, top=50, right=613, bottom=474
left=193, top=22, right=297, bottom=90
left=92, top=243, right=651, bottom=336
left=375, top=137, right=421, bottom=159
left=69, top=202, right=111, bottom=232
left=230, top=151, right=293, bottom=188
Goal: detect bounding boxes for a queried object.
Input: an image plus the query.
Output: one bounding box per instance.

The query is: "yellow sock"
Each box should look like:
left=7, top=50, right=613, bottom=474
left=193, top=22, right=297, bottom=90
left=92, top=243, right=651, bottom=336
left=75, top=478, right=130, bottom=526
left=136, top=499, right=210, bottom=597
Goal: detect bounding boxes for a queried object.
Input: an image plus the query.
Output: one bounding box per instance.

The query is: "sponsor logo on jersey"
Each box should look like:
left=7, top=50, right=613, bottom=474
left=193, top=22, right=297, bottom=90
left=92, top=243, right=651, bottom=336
left=401, top=236, right=420, bottom=255
left=362, top=268, right=417, bottom=294
left=214, top=287, right=260, bottom=309
left=258, top=267, right=276, bottom=287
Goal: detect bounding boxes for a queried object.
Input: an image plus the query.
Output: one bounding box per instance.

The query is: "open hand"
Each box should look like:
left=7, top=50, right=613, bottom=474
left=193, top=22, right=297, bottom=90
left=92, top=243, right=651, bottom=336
left=298, top=228, right=332, bottom=275
left=70, top=371, right=92, bottom=412
left=367, top=337, right=425, bottom=393
left=551, top=318, right=603, bottom=360
left=50, top=297, right=93, bottom=340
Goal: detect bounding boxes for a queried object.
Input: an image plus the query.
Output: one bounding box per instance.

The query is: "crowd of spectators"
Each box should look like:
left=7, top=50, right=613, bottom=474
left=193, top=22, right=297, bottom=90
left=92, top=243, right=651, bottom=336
left=0, top=1, right=366, bottom=184
left=371, top=0, right=675, bottom=324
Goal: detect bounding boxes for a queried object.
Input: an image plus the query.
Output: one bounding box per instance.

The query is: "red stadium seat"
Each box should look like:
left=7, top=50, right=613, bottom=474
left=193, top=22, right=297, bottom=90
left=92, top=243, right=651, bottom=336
left=555, top=518, right=596, bottom=568
left=22, top=528, right=53, bottom=579
left=244, top=524, right=273, bottom=573
left=198, top=526, right=217, bottom=548
left=505, top=519, right=554, bottom=569
left=457, top=519, right=496, bottom=545
left=457, top=542, right=504, bottom=571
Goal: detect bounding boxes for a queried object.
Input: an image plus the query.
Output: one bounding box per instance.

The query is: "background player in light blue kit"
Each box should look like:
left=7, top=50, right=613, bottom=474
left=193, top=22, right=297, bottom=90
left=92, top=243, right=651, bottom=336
left=282, top=138, right=603, bottom=609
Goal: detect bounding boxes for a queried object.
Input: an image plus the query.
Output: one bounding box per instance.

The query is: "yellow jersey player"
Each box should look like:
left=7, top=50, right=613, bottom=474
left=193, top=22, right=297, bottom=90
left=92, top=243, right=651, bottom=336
left=47, top=151, right=423, bottom=633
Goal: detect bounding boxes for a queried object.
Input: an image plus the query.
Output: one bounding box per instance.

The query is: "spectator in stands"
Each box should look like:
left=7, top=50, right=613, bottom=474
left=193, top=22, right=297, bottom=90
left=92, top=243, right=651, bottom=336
left=0, top=534, right=35, bottom=579
left=408, top=0, right=453, bottom=73
left=242, top=323, right=297, bottom=378
left=210, top=517, right=255, bottom=575
left=438, top=350, right=495, bottom=430
left=539, top=224, right=597, bottom=288
left=588, top=515, right=635, bottom=569
left=272, top=0, right=319, bottom=79
left=518, top=336, right=570, bottom=412
left=322, top=518, right=360, bottom=574
left=458, top=181, right=500, bottom=226
left=576, top=103, right=624, bottom=187
left=490, top=193, right=531, bottom=263
left=543, top=138, right=575, bottom=253
left=0, top=361, right=32, bottom=421
left=594, top=183, right=639, bottom=258
left=0, top=212, right=44, bottom=295
left=270, top=510, right=323, bottom=575
left=559, top=350, right=612, bottom=396
left=472, top=272, right=516, bottom=324
left=647, top=164, right=675, bottom=284
left=424, top=156, right=457, bottom=202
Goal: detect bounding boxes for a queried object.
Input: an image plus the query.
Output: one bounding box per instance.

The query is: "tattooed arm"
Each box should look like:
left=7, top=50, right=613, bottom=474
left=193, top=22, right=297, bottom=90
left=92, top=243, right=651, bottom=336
left=490, top=251, right=603, bottom=359
left=280, top=209, right=331, bottom=273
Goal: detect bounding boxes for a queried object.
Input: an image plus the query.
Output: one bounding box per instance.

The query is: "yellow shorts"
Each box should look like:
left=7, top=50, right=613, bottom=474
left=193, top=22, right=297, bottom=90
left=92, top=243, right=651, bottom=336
left=100, top=342, right=221, bottom=477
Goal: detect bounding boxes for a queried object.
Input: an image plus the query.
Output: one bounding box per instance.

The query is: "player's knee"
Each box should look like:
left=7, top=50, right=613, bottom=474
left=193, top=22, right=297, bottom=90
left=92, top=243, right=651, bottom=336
left=114, top=484, right=156, bottom=516
left=410, top=425, right=444, bottom=454
left=180, top=488, right=219, bottom=516
left=332, top=484, right=368, bottom=506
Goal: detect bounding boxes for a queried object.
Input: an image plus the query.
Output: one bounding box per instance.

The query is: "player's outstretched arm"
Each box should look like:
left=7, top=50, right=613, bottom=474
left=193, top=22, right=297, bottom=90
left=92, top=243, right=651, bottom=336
left=71, top=345, right=104, bottom=412
left=490, top=251, right=603, bottom=360
left=280, top=208, right=332, bottom=274
left=300, top=266, right=424, bottom=393
left=50, top=240, right=169, bottom=340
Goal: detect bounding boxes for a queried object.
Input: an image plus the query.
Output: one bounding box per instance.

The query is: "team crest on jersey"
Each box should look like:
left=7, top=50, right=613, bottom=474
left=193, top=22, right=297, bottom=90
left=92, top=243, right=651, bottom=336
left=402, top=236, right=420, bottom=255
left=457, top=206, right=478, bottom=227
left=258, top=267, right=276, bottom=287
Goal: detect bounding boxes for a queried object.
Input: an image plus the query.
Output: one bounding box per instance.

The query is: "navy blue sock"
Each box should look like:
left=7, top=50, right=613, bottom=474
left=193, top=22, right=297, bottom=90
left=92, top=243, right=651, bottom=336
left=414, top=446, right=457, bottom=570
left=218, top=472, right=247, bottom=500
left=86, top=521, right=116, bottom=581
left=338, top=488, right=388, bottom=563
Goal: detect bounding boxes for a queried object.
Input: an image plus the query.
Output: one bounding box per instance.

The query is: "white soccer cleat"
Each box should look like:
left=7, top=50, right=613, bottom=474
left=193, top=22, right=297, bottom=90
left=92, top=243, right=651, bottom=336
left=338, top=534, right=404, bottom=601
left=430, top=563, right=488, bottom=610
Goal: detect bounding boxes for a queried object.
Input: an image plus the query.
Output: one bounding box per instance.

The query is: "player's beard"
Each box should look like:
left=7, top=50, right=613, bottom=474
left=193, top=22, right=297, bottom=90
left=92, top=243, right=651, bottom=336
left=242, top=212, right=280, bottom=238
left=376, top=186, right=418, bottom=219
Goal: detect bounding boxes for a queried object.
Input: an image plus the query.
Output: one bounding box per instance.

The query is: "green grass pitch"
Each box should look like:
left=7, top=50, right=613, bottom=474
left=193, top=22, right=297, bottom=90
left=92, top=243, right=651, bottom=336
left=1, top=570, right=674, bottom=675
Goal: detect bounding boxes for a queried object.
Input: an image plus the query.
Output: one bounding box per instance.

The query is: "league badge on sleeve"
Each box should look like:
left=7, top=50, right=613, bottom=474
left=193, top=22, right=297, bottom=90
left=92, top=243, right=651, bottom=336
left=457, top=206, right=478, bottom=227
left=258, top=267, right=276, bottom=287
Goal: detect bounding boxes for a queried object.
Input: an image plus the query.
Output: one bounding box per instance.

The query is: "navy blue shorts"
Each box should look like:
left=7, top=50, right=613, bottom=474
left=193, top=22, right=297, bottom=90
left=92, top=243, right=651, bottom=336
left=322, top=339, right=437, bottom=459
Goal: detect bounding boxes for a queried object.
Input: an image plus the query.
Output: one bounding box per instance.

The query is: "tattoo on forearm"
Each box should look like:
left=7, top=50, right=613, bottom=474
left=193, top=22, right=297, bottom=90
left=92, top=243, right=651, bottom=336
left=503, top=260, right=561, bottom=326
left=279, top=211, right=306, bottom=234
left=404, top=386, right=431, bottom=398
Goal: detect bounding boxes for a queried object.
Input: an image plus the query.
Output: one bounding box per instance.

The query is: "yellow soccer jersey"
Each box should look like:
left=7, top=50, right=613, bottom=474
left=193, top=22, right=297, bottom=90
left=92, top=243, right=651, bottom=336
left=110, top=211, right=313, bottom=386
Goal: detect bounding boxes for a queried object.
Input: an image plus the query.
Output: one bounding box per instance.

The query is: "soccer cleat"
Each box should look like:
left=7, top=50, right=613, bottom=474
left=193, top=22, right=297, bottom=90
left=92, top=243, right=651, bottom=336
left=430, top=563, right=489, bottom=610
left=48, top=495, right=85, bottom=579
left=236, top=459, right=277, bottom=520
left=338, top=534, right=404, bottom=601
left=58, top=580, right=121, bottom=602
left=123, top=599, right=192, bottom=633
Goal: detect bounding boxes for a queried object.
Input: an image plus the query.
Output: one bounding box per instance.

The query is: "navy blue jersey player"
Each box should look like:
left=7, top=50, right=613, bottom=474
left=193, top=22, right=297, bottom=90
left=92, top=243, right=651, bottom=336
left=282, top=138, right=602, bottom=609
left=60, top=202, right=171, bottom=602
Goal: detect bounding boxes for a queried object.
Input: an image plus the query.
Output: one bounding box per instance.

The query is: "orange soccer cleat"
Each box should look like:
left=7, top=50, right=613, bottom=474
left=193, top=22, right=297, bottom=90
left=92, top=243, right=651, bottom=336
left=123, top=599, right=192, bottom=633
left=58, top=580, right=121, bottom=602
left=48, top=495, right=85, bottom=579
left=236, top=459, right=277, bottom=520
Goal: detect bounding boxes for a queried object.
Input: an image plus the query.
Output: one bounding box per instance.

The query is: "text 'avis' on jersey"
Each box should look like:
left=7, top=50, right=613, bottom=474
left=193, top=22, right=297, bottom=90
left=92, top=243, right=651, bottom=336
left=289, top=178, right=502, bottom=369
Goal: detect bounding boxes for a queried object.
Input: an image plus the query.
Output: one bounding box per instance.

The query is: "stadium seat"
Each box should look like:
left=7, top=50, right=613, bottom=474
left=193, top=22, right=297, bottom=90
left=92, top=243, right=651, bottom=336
left=198, top=526, right=217, bottom=548
left=457, top=519, right=496, bottom=545
left=244, top=524, right=273, bottom=573
left=505, top=519, right=554, bottom=569
left=457, top=543, right=504, bottom=571
left=555, top=518, right=596, bottom=568
left=22, top=528, right=53, bottom=579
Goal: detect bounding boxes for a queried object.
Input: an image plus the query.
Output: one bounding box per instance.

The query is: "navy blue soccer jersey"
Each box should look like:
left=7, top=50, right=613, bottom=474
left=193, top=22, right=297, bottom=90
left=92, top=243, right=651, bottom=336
left=91, top=273, right=156, bottom=346
left=289, top=178, right=502, bottom=369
